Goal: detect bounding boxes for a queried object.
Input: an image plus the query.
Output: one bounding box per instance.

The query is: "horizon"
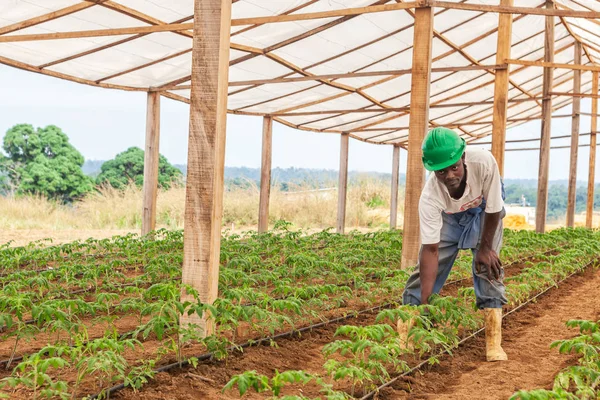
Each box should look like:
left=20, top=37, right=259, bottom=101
left=82, top=161, right=598, bottom=185
left=1, top=63, right=598, bottom=182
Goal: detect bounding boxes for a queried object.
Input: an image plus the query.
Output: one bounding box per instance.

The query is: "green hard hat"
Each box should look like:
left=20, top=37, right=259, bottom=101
left=421, top=127, right=466, bottom=171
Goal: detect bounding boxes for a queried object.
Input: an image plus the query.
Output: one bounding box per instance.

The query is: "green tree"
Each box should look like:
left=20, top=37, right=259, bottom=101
left=0, top=124, right=93, bottom=201
left=96, top=147, right=182, bottom=190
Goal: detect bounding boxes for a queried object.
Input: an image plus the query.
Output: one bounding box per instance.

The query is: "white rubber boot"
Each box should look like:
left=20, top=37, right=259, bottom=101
left=484, top=308, right=508, bottom=362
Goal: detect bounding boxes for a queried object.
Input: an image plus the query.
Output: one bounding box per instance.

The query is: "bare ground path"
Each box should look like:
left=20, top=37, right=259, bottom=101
left=384, top=266, right=600, bottom=400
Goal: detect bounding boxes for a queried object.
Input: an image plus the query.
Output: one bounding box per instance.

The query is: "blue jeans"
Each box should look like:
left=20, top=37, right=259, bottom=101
left=402, top=207, right=508, bottom=309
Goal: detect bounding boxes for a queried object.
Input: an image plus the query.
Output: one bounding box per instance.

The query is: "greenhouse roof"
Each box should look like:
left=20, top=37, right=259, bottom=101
left=1, top=0, right=600, bottom=145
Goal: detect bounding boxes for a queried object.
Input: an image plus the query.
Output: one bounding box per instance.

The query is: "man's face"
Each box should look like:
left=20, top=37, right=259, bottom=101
left=434, top=156, right=465, bottom=193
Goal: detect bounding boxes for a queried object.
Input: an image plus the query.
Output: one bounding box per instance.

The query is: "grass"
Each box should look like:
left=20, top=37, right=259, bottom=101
left=0, top=178, right=404, bottom=232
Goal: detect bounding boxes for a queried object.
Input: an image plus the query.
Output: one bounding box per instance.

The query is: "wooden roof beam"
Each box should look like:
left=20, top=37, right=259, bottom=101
left=456, top=95, right=574, bottom=141
left=284, top=49, right=572, bottom=133
left=37, top=14, right=194, bottom=69
left=268, top=98, right=536, bottom=117
left=263, top=52, right=391, bottom=110
left=379, top=22, right=551, bottom=108
left=426, top=16, right=541, bottom=106
left=231, top=2, right=419, bottom=26
left=161, top=64, right=504, bottom=90
left=349, top=73, right=556, bottom=135
left=160, top=0, right=393, bottom=98
left=229, top=1, right=600, bottom=26
left=358, top=38, right=575, bottom=131
left=183, top=12, right=547, bottom=112
left=0, top=23, right=194, bottom=43
left=471, top=132, right=591, bottom=145
left=228, top=0, right=468, bottom=111
left=99, top=1, right=193, bottom=38
left=551, top=91, right=600, bottom=98
left=231, top=0, right=395, bottom=111
left=0, top=1, right=108, bottom=36
left=554, top=0, right=600, bottom=29
left=342, top=73, right=501, bottom=133
left=96, top=48, right=192, bottom=83
left=227, top=1, right=463, bottom=114
left=431, top=1, right=600, bottom=18
left=432, top=68, right=574, bottom=129
left=234, top=3, right=568, bottom=128
left=557, top=15, right=595, bottom=65
left=95, top=1, right=345, bottom=87
left=232, top=0, right=392, bottom=66
left=232, top=0, right=319, bottom=37
left=508, top=59, right=600, bottom=72
left=427, top=8, right=557, bottom=110
left=97, top=42, right=263, bottom=84
left=226, top=17, right=417, bottom=98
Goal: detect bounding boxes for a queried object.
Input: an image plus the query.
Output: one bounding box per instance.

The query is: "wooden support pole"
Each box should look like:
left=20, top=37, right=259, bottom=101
left=337, top=133, right=350, bottom=234
left=180, top=0, right=231, bottom=336
left=258, top=116, right=273, bottom=233
left=142, top=92, right=161, bottom=236
left=587, top=72, right=598, bottom=228
left=536, top=1, right=554, bottom=234
left=491, top=0, right=513, bottom=175
left=567, top=42, right=582, bottom=228
left=390, top=145, right=401, bottom=229
left=401, top=7, right=433, bottom=269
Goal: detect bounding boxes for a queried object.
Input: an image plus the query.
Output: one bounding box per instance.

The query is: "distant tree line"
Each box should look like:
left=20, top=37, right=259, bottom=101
left=0, top=124, right=181, bottom=202
left=2, top=123, right=598, bottom=218
left=222, top=166, right=399, bottom=192
left=504, top=183, right=600, bottom=220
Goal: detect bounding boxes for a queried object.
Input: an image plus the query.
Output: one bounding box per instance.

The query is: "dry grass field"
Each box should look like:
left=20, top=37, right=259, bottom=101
left=0, top=180, right=402, bottom=245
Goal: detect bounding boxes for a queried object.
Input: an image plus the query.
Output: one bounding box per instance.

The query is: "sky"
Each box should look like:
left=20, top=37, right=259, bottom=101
left=0, top=64, right=596, bottom=182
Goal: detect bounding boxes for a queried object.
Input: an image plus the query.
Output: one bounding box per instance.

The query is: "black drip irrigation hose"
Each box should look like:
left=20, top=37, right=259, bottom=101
left=1, top=246, right=558, bottom=332
left=85, top=247, right=574, bottom=400
left=6, top=267, right=391, bottom=334
left=358, top=258, right=599, bottom=400
left=0, top=253, right=513, bottom=368
left=87, top=303, right=395, bottom=400
left=0, top=268, right=410, bottom=367
left=0, top=267, right=401, bottom=360
left=87, top=300, right=410, bottom=399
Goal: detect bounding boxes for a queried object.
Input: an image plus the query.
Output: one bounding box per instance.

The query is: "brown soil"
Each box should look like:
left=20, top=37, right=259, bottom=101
left=0, top=276, right=406, bottom=398
left=110, top=265, right=600, bottom=400
left=383, top=266, right=600, bottom=400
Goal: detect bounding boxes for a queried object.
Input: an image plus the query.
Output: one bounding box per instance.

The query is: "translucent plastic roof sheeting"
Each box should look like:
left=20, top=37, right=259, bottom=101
left=1, top=0, right=599, bottom=146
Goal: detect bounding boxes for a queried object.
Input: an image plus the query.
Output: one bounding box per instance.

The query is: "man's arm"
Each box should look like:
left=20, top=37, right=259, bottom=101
left=420, top=243, right=439, bottom=305
left=477, top=151, right=504, bottom=281
left=475, top=211, right=502, bottom=280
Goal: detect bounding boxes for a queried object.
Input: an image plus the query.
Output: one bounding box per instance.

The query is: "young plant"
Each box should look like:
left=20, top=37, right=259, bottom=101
left=2, top=346, right=70, bottom=400
left=322, top=324, right=409, bottom=396
left=511, top=319, right=600, bottom=400
left=70, top=332, right=139, bottom=397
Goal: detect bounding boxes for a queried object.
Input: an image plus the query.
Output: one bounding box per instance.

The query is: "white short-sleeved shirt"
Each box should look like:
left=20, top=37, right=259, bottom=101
left=419, top=148, right=504, bottom=245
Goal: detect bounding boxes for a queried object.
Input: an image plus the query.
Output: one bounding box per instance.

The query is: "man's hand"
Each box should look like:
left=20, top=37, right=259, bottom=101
left=477, top=211, right=502, bottom=281
left=419, top=243, right=439, bottom=305
left=475, top=248, right=502, bottom=281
